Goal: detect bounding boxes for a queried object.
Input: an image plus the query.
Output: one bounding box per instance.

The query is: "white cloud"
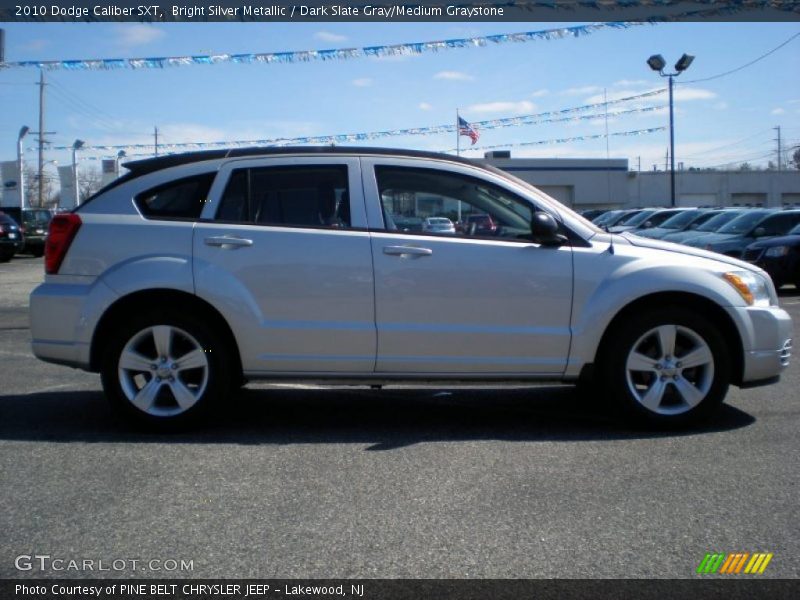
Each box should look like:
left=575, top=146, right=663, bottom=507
left=419, top=102, right=433, bottom=111
left=673, top=88, right=717, bottom=102
left=613, top=79, right=650, bottom=87
left=352, top=78, right=373, bottom=87
left=434, top=71, right=475, bottom=81
left=562, top=85, right=603, bottom=96
left=713, top=102, right=729, bottom=110
left=314, top=31, right=348, bottom=43
left=467, top=100, right=536, bottom=114
left=771, top=107, right=786, bottom=115
left=114, top=24, right=165, bottom=48
left=530, top=89, right=550, bottom=98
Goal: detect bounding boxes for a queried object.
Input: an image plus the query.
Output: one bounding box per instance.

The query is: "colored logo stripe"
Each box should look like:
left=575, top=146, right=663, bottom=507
left=697, top=553, right=773, bottom=574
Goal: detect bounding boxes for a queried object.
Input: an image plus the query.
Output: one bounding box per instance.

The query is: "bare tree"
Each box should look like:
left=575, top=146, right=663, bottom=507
left=791, top=148, right=800, bottom=170
left=23, top=165, right=57, bottom=208
left=77, top=166, right=103, bottom=202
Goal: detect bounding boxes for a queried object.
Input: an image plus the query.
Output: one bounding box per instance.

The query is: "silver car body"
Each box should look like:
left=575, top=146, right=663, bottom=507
left=30, top=150, right=792, bottom=389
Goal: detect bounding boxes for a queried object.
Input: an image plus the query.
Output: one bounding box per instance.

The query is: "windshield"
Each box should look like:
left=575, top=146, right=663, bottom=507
left=695, top=210, right=744, bottom=232
left=594, top=210, right=622, bottom=225
left=717, top=210, right=772, bottom=234
left=787, top=222, right=800, bottom=235
left=24, top=209, right=52, bottom=227
left=659, top=210, right=703, bottom=230
left=621, top=209, right=656, bottom=227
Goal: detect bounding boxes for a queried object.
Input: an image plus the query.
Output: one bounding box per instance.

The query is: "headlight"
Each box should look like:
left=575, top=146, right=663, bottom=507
left=764, top=246, right=789, bottom=258
left=722, top=271, right=772, bottom=307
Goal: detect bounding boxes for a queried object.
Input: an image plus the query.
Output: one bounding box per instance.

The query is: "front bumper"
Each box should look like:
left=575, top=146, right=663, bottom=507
left=728, top=305, right=793, bottom=385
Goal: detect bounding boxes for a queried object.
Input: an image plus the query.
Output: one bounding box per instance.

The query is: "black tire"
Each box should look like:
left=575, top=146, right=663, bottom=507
left=31, top=248, right=44, bottom=258
left=100, top=309, right=233, bottom=429
left=0, top=250, right=13, bottom=262
left=598, top=307, right=730, bottom=428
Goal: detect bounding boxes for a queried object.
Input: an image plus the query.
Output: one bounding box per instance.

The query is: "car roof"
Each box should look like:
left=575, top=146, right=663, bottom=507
left=122, top=146, right=477, bottom=177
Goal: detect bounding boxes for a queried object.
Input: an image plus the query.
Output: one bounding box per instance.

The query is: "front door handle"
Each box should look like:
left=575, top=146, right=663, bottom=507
left=204, top=236, right=254, bottom=249
left=383, top=245, right=433, bottom=257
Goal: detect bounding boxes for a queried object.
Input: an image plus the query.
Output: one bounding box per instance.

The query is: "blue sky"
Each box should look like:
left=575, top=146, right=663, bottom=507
left=1, top=21, right=799, bottom=180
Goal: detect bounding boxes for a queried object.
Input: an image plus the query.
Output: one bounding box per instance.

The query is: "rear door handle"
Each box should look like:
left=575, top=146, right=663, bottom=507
left=204, top=236, right=254, bottom=249
left=383, top=245, right=433, bottom=257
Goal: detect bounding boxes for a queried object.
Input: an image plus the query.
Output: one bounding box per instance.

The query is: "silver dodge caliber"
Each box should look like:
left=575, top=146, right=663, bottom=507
left=30, top=148, right=793, bottom=428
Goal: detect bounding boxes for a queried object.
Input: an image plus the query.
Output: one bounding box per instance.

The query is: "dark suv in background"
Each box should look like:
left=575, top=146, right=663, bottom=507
left=686, top=209, right=800, bottom=258
left=0, top=212, right=24, bottom=261
left=1, top=207, right=51, bottom=257
left=744, top=222, right=800, bottom=289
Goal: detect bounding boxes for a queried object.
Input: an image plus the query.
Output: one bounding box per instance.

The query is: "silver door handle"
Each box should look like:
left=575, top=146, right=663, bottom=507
left=383, top=245, right=433, bottom=257
left=204, top=236, right=254, bottom=248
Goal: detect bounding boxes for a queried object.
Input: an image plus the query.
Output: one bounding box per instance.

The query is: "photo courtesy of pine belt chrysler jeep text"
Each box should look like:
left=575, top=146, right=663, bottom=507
left=29, top=148, right=793, bottom=428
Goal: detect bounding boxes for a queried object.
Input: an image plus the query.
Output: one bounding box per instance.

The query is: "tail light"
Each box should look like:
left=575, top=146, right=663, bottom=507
left=45, top=213, right=82, bottom=274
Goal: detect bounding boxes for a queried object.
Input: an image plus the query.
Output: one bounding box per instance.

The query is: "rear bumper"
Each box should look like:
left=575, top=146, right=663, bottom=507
left=30, top=279, right=119, bottom=371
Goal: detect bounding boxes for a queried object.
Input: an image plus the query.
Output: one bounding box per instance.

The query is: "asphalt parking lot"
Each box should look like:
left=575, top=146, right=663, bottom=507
left=1, top=255, right=798, bottom=579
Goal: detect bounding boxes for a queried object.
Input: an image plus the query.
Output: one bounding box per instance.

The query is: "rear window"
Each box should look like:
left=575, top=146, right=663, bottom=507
left=134, top=173, right=216, bottom=220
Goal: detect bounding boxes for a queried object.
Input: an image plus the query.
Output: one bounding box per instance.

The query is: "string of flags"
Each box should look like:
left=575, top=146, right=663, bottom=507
left=445, top=126, right=668, bottom=153
left=43, top=89, right=667, bottom=153
left=0, top=22, right=648, bottom=71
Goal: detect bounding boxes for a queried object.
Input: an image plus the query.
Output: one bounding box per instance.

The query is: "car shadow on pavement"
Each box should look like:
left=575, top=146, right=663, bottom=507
left=0, top=385, right=755, bottom=449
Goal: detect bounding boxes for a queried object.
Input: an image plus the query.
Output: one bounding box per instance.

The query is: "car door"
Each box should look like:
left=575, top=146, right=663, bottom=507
left=194, top=156, right=376, bottom=374
left=362, top=157, right=574, bottom=375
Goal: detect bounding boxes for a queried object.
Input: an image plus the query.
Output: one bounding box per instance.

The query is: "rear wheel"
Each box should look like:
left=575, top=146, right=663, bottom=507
left=101, top=310, right=232, bottom=428
left=600, top=307, right=730, bottom=427
left=0, top=250, right=13, bottom=262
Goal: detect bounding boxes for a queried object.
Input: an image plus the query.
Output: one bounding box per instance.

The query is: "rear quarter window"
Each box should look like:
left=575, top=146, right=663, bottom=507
left=134, top=173, right=216, bottom=220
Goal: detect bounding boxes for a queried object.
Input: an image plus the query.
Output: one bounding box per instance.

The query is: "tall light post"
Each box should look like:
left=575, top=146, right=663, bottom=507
left=647, top=53, right=694, bottom=207
left=17, top=126, right=30, bottom=210
left=72, top=139, right=85, bottom=207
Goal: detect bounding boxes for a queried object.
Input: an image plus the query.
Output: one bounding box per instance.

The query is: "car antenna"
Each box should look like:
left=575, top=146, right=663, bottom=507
left=607, top=227, right=615, bottom=254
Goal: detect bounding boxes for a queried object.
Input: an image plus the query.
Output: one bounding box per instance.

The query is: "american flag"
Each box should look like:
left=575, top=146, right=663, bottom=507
left=458, top=116, right=480, bottom=145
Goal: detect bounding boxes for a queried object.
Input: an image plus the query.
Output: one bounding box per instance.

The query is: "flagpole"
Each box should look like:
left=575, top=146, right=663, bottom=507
left=456, top=109, right=462, bottom=224
left=456, top=108, right=460, bottom=157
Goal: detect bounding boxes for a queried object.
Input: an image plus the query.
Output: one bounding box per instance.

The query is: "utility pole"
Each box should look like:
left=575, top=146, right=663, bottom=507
left=38, top=70, right=45, bottom=207
left=32, top=71, right=56, bottom=208
left=154, top=126, right=159, bottom=157
left=774, top=126, right=782, bottom=171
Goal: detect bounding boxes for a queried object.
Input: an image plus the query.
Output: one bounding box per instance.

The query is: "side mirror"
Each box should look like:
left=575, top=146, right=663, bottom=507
left=642, top=221, right=654, bottom=229
left=530, top=211, right=567, bottom=246
left=753, top=227, right=766, bottom=238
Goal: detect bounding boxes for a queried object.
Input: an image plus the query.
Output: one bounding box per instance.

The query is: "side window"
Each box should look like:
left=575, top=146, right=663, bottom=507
left=760, top=214, right=799, bottom=236
left=374, top=166, right=533, bottom=240
left=134, top=173, right=215, bottom=220
left=216, top=165, right=351, bottom=229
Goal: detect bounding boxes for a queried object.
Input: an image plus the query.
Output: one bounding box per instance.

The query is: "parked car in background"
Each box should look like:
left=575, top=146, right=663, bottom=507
left=686, top=209, right=800, bottom=258
left=634, top=208, right=718, bottom=240
left=29, top=147, right=792, bottom=430
left=661, top=208, right=748, bottom=246
left=422, top=217, right=456, bottom=234
left=743, top=222, right=800, bottom=289
left=393, top=216, right=424, bottom=233
left=610, top=208, right=688, bottom=234
left=1, top=207, right=52, bottom=257
left=580, top=209, right=607, bottom=221
left=592, top=209, right=637, bottom=229
left=465, top=213, right=497, bottom=235
left=0, top=212, right=24, bottom=261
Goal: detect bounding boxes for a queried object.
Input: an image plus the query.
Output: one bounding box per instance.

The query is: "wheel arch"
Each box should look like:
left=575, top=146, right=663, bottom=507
left=593, top=292, right=745, bottom=386
left=89, top=288, right=243, bottom=379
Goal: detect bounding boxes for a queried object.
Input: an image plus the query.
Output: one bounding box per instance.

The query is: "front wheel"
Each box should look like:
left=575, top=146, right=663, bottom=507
left=101, top=311, right=232, bottom=428
left=600, top=307, right=731, bottom=427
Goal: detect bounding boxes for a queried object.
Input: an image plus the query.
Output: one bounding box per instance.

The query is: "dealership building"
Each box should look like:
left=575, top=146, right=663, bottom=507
left=481, top=153, right=800, bottom=210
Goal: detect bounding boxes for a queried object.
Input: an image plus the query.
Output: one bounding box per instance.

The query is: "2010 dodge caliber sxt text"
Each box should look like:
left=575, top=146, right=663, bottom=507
left=30, top=148, right=793, bottom=428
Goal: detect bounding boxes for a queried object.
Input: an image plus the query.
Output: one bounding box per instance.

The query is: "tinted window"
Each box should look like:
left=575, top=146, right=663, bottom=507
left=216, top=166, right=350, bottom=228
left=717, top=210, right=772, bottom=234
left=696, top=210, right=745, bottom=232
left=135, top=173, right=215, bottom=219
left=374, top=166, right=534, bottom=240
left=620, top=210, right=656, bottom=227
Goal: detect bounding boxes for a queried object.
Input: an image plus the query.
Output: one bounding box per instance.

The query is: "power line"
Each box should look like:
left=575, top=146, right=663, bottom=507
left=681, top=31, right=800, bottom=84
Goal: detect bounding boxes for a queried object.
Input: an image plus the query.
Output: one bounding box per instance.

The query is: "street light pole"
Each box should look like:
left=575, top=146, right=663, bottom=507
left=17, top=126, right=30, bottom=211
left=647, top=53, right=694, bottom=208
left=71, top=139, right=85, bottom=207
